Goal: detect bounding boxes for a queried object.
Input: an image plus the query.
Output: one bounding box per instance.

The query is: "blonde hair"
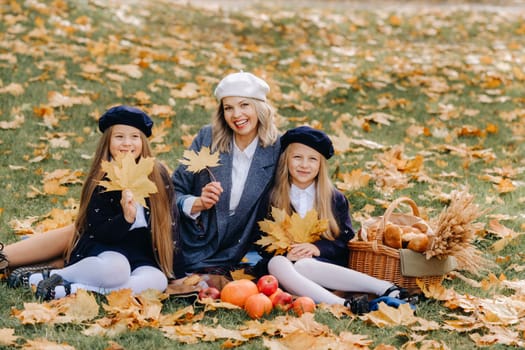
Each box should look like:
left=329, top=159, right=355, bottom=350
left=270, top=146, right=340, bottom=240
left=211, top=98, right=279, bottom=153
left=66, top=126, right=175, bottom=278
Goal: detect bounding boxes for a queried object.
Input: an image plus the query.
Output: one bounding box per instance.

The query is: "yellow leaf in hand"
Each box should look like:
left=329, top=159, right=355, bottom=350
left=256, top=207, right=328, bottom=254
left=98, top=153, right=158, bottom=208
left=179, top=146, right=220, bottom=174
left=288, top=210, right=326, bottom=244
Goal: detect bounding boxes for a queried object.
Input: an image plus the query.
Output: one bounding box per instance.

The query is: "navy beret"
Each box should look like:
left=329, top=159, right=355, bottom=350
left=98, top=105, right=153, bottom=137
left=280, top=126, right=334, bottom=159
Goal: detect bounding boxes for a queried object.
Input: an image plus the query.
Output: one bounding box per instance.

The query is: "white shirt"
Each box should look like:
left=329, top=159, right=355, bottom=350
left=129, top=202, right=147, bottom=230
left=182, top=137, right=258, bottom=218
left=290, top=183, right=316, bottom=218
left=230, top=137, right=258, bottom=212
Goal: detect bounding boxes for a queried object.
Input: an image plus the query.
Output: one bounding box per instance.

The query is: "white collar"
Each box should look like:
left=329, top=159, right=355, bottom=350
left=290, top=182, right=316, bottom=197
left=233, top=136, right=258, bottom=160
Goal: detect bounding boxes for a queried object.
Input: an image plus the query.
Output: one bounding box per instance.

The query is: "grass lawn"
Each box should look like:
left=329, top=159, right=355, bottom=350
left=1, top=0, right=525, bottom=349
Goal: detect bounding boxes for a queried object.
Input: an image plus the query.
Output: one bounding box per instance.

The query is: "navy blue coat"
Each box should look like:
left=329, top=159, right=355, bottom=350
left=253, top=188, right=355, bottom=274
left=69, top=167, right=185, bottom=278
left=313, top=190, right=355, bottom=267
left=172, top=125, right=281, bottom=273
left=68, top=187, right=159, bottom=271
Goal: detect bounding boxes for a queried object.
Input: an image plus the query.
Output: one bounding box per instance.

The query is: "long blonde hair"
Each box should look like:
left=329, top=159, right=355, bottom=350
left=66, top=126, right=174, bottom=277
left=211, top=98, right=279, bottom=153
left=270, top=146, right=340, bottom=240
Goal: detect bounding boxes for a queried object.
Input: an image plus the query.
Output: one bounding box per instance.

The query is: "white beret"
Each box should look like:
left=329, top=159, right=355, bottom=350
left=214, top=72, right=270, bottom=102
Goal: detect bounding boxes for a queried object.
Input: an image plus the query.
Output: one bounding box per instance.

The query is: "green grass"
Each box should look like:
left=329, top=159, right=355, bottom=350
left=1, top=0, right=525, bottom=349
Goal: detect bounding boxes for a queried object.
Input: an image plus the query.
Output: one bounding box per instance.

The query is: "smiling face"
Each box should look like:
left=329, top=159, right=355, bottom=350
left=109, top=124, right=143, bottom=160
left=222, top=96, right=259, bottom=147
left=286, top=143, right=321, bottom=189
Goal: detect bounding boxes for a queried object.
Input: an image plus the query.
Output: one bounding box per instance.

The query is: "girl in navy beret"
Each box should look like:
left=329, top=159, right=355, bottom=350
left=19, top=106, right=180, bottom=300
left=261, top=126, right=409, bottom=314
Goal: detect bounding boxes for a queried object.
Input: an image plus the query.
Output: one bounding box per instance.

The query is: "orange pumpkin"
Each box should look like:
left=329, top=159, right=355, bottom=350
left=244, top=293, right=273, bottom=319
left=220, top=279, right=259, bottom=307
left=292, top=296, right=316, bottom=316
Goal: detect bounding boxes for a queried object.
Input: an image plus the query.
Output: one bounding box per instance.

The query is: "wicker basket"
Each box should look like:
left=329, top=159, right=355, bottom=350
left=348, top=197, right=443, bottom=293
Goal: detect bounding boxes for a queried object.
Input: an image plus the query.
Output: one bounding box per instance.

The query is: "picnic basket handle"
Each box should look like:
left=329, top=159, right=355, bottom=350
left=376, top=197, right=421, bottom=242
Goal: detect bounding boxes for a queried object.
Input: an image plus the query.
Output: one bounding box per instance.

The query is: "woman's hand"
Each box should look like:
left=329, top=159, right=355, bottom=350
left=286, top=243, right=320, bottom=261
left=120, top=189, right=137, bottom=223
left=192, top=181, right=223, bottom=213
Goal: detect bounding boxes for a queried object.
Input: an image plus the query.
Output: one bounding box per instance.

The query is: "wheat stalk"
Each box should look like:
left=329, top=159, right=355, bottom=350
left=426, top=190, right=493, bottom=275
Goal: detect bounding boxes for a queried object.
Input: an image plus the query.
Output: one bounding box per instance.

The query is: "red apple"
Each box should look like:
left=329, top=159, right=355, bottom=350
left=257, top=274, right=279, bottom=296
left=269, top=289, right=293, bottom=311
left=198, top=287, right=221, bottom=300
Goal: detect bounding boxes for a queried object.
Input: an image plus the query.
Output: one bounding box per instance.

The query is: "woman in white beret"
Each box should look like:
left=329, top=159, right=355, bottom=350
left=172, top=71, right=281, bottom=275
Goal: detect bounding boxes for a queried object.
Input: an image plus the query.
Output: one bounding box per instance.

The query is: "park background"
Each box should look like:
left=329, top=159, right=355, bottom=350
left=1, top=0, right=525, bottom=349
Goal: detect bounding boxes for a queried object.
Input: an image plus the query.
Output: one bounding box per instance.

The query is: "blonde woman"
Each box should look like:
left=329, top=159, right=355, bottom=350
left=172, top=71, right=281, bottom=275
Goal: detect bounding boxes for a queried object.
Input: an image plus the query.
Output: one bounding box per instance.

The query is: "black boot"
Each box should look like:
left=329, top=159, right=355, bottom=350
left=344, top=294, right=370, bottom=315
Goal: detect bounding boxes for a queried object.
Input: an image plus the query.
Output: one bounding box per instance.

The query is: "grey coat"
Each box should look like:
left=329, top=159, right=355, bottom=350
left=172, top=125, right=280, bottom=273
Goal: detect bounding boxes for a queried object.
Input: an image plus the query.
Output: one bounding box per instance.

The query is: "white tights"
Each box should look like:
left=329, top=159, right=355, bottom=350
left=29, top=251, right=167, bottom=299
left=267, top=255, right=395, bottom=305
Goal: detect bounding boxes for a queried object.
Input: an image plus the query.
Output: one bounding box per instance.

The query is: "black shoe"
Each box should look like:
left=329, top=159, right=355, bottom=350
left=7, top=264, right=53, bottom=288
left=0, top=242, right=8, bottom=271
left=382, top=285, right=409, bottom=299
left=344, top=295, right=370, bottom=315
left=35, top=274, right=70, bottom=301
left=382, top=285, right=418, bottom=305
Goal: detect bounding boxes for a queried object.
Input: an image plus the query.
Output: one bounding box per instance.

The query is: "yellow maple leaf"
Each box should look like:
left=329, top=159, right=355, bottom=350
left=0, top=328, right=19, bottom=346
left=53, top=289, right=100, bottom=324
left=24, top=338, right=76, bottom=350
left=98, top=153, right=158, bottom=208
left=230, top=268, right=255, bottom=281
left=256, top=207, right=328, bottom=255
left=336, top=169, right=371, bottom=191
left=363, top=302, right=417, bottom=327
left=179, top=146, right=221, bottom=180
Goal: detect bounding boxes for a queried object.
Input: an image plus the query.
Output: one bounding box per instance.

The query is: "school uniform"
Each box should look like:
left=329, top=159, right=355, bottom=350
left=254, top=187, right=355, bottom=276
left=68, top=187, right=158, bottom=271
left=312, top=189, right=355, bottom=267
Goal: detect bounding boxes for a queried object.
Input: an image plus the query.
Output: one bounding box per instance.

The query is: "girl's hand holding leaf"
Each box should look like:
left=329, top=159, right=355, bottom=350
left=120, top=189, right=137, bottom=224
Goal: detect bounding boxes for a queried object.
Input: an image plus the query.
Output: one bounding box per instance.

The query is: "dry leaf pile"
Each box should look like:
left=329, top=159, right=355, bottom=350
left=426, top=190, right=493, bottom=274
left=256, top=207, right=328, bottom=255
left=98, top=153, right=158, bottom=208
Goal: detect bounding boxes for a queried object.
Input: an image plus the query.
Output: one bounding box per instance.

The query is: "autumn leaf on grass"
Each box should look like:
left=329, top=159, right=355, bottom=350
left=256, top=207, right=328, bottom=255
left=487, top=219, right=524, bottom=252
left=363, top=302, right=417, bottom=327
left=0, top=328, right=18, bottom=346
left=179, top=146, right=220, bottom=181
left=99, top=152, right=158, bottom=208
